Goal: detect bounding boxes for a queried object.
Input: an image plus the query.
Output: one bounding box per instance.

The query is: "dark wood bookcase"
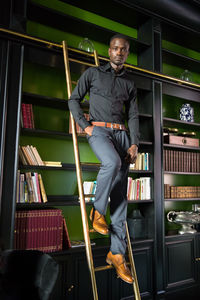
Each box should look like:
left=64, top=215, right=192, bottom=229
left=1, top=0, right=200, bottom=299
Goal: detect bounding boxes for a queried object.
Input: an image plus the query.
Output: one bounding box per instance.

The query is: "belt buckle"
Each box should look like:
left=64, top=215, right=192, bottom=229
left=111, top=123, right=113, bottom=129
left=119, top=124, right=123, bottom=130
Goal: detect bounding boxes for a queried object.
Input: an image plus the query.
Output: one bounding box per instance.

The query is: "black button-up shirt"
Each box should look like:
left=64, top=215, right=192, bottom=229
left=68, top=62, right=139, bottom=145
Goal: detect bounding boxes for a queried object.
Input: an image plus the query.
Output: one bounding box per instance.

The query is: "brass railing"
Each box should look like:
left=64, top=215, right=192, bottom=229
left=1, top=27, right=200, bottom=89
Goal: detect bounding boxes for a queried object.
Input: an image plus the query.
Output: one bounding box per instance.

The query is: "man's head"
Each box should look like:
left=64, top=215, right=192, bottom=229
left=108, top=34, right=130, bottom=70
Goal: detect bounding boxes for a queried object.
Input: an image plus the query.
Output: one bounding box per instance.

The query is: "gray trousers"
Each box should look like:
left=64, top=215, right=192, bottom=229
left=87, top=126, right=130, bottom=255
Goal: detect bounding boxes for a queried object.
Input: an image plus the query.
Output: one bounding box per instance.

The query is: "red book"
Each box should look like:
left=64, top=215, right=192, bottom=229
left=136, top=179, right=140, bottom=200
left=26, top=104, right=33, bottom=129
left=29, top=104, right=35, bottom=129
left=21, top=103, right=29, bottom=128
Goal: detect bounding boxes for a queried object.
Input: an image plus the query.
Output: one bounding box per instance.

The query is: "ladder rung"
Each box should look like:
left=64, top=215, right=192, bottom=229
left=94, top=262, right=130, bottom=272
left=94, top=264, right=114, bottom=272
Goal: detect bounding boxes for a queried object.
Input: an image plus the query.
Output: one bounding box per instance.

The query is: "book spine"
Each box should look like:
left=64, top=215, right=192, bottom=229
left=21, top=103, right=29, bottom=128
left=30, top=104, right=35, bottom=129
left=26, top=104, right=33, bottom=129
left=38, top=174, right=48, bottom=203
left=35, top=172, right=42, bottom=203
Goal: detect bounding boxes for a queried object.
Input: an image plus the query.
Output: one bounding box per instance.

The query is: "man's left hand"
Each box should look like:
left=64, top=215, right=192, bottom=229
left=125, top=144, right=138, bottom=164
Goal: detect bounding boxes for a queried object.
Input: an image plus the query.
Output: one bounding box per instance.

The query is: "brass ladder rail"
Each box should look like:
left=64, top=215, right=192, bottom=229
left=62, top=40, right=141, bottom=300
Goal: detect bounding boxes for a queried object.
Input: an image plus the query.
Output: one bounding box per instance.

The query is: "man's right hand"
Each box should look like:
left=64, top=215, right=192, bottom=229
left=84, top=125, right=94, bottom=136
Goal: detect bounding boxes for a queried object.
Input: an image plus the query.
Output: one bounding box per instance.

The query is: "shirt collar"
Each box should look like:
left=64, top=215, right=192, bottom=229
left=99, top=62, right=126, bottom=76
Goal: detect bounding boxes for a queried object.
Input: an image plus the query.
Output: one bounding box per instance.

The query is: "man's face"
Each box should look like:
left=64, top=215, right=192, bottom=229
left=108, top=38, right=129, bottom=67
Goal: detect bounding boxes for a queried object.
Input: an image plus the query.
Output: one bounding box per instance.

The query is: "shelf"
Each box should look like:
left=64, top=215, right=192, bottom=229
left=162, top=82, right=200, bottom=101
left=16, top=195, right=153, bottom=208
left=27, top=1, right=150, bottom=56
left=128, top=199, right=153, bottom=203
left=22, top=91, right=152, bottom=117
left=50, top=237, right=154, bottom=256
left=21, top=128, right=153, bottom=146
left=163, top=143, right=200, bottom=151
left=163, top=117, right=200, bottom=130
left=20, top=163, right=153, bottom=174
left=22, top=92, right=68, bottom=109
left=19, top=163, right=100, bottom=171
left=162, top=22, right=200, bottom=54
left=162, top=48, right=200, bottom=74
left=59, top=0, right=149, bottom=30
left=164, top=171, right=200, bottom=175
left=165, top=198, right=200, bottom=201
left=16, top=195, right=91, bottom=208
left=22, top=92, right=90, bottom=110
left=21, top=128, right=72, bottom=139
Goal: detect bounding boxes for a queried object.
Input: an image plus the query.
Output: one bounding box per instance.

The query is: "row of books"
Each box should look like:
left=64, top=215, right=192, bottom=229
left=164, top=184, right=200, bottom=199
left=19, top=145, right=44, bottom=166
left=164, top=149, right=200, bottom=173
left=19, top=145, right=62, bottom=167
left=16, top=171, right=47, bottom=203
left=83, top=181, right=96, bottom=202
left=129, top=152, right=150, bottom=171
left=21, top=103, right=35, bottom=129
left=127, top=177, right=151, bottom=200
left=14, top=209, right=71, bottom=253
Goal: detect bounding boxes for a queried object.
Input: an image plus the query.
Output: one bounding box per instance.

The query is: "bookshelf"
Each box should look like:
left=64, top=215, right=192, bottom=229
left=1, top=0, right=200, bottom=299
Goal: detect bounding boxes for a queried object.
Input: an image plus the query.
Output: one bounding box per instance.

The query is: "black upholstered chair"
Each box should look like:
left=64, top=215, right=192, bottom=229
left=0, top=250, right=59, bottom=300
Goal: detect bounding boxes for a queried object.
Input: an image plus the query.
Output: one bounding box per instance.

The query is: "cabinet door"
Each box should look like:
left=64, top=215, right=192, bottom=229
left=195, top=234, right=200, bottom=283
left=68, top=250, right=111, bottom=300
left=165, top=236, right=197, bottom=291
left=49, top=257, right=69, bottom=300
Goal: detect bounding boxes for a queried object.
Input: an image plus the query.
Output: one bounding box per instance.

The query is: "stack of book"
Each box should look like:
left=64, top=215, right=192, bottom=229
left=19, top=145, right=44, bottom=166
left=21, top=103, right=35, bottom=129
left=164, top=149, right=200, bottom=172
left=16, top=171, right=47, bottom=203
left=127, top=177, right=151, bottom=200
left=164, top=184, right=200, bottom=199
left=130, top=152, right=150, bottom=170
left=69, top=113, right=90, bottom=135
left=83, top=181, right=96, bottom=202
left=14, top=209, right=71, bottom=253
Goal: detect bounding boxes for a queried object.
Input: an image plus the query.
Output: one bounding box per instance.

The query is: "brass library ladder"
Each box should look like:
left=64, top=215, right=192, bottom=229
left=62, top=40, right=141, bottom=300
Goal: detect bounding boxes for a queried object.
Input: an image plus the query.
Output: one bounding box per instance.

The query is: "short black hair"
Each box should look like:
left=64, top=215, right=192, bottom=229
left=109, top=34, right=130, bottom=47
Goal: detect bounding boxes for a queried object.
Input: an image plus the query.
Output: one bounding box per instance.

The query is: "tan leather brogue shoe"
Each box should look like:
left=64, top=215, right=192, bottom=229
left=89, top=208, right=109, bottom=235
left=106, top=251, right=133, bottom=284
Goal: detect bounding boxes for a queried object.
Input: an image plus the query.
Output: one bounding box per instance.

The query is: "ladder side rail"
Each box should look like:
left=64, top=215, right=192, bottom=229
left=62, top=40, right=98, bottom=300
left=126, top=222, right=141, bottom=300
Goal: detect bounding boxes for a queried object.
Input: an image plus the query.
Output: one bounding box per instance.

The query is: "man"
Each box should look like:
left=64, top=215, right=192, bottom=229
left=68, top=34, right=139, bottom=284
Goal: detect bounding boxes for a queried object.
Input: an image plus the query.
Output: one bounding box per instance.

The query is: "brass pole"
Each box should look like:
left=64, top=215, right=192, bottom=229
left=126, top=222, right=141, bottom=300
left=62, top=40, right=98, bottom=300
left=93, top=50, right=100, bottom=66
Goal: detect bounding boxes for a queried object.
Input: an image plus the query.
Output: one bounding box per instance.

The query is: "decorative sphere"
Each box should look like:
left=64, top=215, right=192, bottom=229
left=78, top=38, right=94, bottom=53
left=180, top=69, right=193, bottom=82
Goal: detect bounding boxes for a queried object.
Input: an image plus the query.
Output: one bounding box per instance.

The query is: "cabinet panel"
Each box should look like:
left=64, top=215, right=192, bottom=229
left=165, top=236, right=196, bottom=289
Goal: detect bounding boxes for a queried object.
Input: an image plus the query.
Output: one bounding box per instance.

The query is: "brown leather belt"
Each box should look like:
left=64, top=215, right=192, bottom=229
left=91, top=121, right=127, bottom=131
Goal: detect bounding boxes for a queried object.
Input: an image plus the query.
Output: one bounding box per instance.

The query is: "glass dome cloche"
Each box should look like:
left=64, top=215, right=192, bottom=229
left=78, top=38, right=94, bottom=53
left=180, top=69, right=193, bottom=82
